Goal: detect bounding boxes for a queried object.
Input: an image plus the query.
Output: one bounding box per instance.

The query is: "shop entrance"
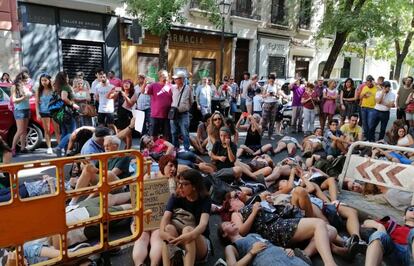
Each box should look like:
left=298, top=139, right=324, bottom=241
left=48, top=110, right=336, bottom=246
left=235, top=39, right=250, bottom=84
left=61, top=40, right=104, bottom=83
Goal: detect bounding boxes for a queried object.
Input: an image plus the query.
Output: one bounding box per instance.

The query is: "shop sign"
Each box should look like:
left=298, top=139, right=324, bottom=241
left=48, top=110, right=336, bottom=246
left=59, top=10, right=103, bottom=31
left=171, top=33, right=204, bottom=45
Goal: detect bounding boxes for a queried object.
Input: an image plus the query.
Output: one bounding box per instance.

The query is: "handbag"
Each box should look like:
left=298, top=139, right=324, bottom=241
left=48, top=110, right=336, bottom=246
left=171, top=208, right=195, bottom=232
left=81, top=104, right=97, bottom=117
left=168, top=87, right=185, bottom=120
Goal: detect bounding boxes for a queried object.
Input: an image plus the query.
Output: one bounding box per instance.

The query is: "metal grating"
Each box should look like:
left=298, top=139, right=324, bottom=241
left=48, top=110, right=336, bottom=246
left=62, top=41, right=104, bottom=84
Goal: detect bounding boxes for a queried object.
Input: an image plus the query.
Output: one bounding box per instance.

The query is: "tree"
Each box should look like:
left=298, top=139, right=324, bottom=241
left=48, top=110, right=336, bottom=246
left=125, top=0, right=220, bottom=71
left=317, top=0, right=382, bottom=78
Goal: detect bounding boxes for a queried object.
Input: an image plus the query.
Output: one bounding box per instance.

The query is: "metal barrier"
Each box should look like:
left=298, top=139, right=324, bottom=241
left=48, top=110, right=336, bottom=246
left=0, top=150, right=144, bottom=265
left=339, top=141, right=414, bottom=204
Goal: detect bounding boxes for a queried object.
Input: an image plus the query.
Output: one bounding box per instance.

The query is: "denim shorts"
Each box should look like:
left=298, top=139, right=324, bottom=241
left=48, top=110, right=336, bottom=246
left=368, top=230, right=414, bottom=266
left=14, top=109, right=30, bottom=120
left=389, top=152, right=412, bottom=165
left=23, top=242, right=48, bottom=265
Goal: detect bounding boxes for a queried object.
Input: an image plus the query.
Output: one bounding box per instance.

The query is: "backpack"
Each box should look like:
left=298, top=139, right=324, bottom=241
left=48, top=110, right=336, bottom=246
left=204, top=174, right=233, bottom=205
left=47, top=92, right=64, bottom=115
left=326, top=156, right=346, bottom=177
left=313, top=158, right=330, bottom=173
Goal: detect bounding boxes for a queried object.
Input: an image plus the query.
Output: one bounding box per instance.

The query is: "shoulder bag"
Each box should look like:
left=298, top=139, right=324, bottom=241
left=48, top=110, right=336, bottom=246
left=168, top=87, right=185, bottom=120
left=171, top=208, right=196, bottom=232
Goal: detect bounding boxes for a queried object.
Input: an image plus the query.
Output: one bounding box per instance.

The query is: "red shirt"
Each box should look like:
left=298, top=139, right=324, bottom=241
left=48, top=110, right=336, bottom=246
left=150, top=139, right=168, bottom=154
left=301, top=90, right=317, bottom=109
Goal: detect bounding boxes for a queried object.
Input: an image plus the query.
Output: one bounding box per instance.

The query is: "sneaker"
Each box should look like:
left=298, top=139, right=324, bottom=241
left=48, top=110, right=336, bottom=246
left=47, top=148, right=53, bottom=155
left=268, top=136, right=275, bottom=140
left=347, top=234, right=367, bottom=258
left=68, top=242, right=91, bottom=252
left=54, top=148, right=62, bottom=157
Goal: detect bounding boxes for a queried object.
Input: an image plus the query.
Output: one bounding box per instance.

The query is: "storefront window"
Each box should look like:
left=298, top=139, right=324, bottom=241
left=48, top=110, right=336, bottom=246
left=138, top=53, right=159, bottom=82
left=192, top=58, right=216, bottom=85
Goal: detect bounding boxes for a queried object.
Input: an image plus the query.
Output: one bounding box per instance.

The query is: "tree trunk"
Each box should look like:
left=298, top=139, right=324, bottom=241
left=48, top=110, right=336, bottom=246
left=159, top=31, right=170, bottom=71
left=394, top=55, right=404, bottom=81
left=321, top=31, right=349, bottom=78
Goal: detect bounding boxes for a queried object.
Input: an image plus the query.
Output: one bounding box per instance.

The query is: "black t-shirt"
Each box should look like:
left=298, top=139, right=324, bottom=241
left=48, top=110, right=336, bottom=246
left=212, top=141, right=237, bottom=170
left=166, top=195, right=212, bottom=237
left=108, top=157, right=132, bottom=179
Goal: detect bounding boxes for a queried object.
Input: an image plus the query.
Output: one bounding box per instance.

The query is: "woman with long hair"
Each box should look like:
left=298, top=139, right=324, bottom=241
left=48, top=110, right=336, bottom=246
left=160, top=169, right=211, bottom=266
left=35, top=74, right=56, bottom=154
left=54, top=71, right=79, bottom=156
left=340, top=78, right=357, bottom=125
left=114, top=80, right=135, bottom=149
left=206, top=111, right=225, bottom=154
left=73, top=77, right=92, bottom=127
left=0, top=73, right=12, bottom=83
left=11, top=72, right=31, bottom=155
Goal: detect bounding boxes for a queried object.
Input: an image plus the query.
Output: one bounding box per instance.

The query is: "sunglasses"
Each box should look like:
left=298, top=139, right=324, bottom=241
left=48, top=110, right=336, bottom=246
left=407, top=207, right=414, bottom=212
left=213, top=117, right=222, bottom=121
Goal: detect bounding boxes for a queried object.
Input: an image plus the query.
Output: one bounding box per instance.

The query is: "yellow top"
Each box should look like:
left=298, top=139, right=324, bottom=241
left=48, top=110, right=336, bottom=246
left=360, top=85, right=378, bottom=108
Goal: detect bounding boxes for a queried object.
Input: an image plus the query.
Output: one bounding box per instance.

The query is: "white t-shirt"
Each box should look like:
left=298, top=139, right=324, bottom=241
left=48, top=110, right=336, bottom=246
left=375, top=90, right=396, bottom=111
left=263, top=84, right=280, bottom=103
left=91, top=79, right=99, bottom=94
left=253, top=95, right=263, bottom=112
left=96, top=83, right=114, bottom=113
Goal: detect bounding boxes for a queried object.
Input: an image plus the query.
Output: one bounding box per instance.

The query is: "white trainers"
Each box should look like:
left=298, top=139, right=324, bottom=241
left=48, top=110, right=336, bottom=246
left=46, top=148, right=53, bottom=154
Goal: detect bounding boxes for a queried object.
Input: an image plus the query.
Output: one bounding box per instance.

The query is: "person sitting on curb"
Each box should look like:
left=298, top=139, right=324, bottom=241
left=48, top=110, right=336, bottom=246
left=363, top=206, right=414, bottom=266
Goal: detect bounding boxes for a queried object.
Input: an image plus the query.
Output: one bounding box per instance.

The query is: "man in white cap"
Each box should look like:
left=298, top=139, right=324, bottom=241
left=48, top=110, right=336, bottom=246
left=170, top=72, right=193, bottom=151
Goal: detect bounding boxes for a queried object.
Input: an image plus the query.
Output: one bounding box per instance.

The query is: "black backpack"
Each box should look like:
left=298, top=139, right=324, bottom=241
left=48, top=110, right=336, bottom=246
left=203, top=174, right=233, bottom=205
left=326, top=156, right=346, bottom=177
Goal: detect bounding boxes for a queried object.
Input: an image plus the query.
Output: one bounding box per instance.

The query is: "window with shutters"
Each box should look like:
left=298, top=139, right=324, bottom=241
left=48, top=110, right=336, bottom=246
left=298, top=0, right=312, bottom=29
left=271, top=0, right=288, bottom=26
left=231, top=0, right=254, bottom=19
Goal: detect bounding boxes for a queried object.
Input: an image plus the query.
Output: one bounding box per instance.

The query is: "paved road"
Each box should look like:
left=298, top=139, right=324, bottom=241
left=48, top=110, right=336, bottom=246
left=7, top=111, right=400, bottom=266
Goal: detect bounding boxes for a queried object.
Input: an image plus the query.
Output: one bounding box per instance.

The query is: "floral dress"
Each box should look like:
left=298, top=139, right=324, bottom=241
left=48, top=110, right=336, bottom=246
left=239, top=203, right=301, bottom=247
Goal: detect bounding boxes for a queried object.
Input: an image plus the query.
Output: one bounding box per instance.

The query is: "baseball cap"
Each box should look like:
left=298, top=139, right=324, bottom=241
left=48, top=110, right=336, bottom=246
left=172, top=72, right=186, bottom=79
left=138, top=73, right=146, bottom=78
left=366, top=75, right=374, bottom=81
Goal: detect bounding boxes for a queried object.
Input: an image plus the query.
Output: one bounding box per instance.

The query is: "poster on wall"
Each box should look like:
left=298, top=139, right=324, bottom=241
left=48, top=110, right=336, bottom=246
left=191, top=58, right=216, bottom=85
left=138, top=53, right=159, bottom=82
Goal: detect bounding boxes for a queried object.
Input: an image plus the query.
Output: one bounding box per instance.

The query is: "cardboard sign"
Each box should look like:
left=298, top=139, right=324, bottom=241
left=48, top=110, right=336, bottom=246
left=131, top=178, right=170, bottom=231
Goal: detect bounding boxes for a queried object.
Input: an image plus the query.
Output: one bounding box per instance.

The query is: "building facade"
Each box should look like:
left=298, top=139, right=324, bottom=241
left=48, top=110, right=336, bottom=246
left=0, top=0, right=20, bottom=78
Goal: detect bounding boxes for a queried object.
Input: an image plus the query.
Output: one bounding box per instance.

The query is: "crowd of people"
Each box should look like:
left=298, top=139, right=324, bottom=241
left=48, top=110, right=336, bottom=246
left=1, top=68, right=414, bottom=266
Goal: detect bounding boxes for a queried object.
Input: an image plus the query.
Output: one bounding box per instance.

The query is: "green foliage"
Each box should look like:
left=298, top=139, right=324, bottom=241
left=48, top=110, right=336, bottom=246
left=125, top=0, right=221, bottom=37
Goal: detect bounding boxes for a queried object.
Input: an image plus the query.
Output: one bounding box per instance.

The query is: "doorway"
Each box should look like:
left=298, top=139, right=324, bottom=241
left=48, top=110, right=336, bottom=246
left=235, top=39, right=250, bottom=84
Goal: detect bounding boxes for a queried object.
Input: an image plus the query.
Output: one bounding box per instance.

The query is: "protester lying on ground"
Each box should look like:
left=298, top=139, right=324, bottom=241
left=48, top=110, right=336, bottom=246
left=140, top=134, right=203, bottom=167
left=264, top=157, right=303, bottom=188
left=385, top=119, right=406, bottom=145
left=302, top=127, right=324, bottom=158
left=363, top=206, right=414, bottom=266
left=236, top=113, right=263, bottom=158
left=342, top=178, right=412, bottom=211
left=234, top=154, right=274, bottom=183
left=219, top=222, right=310, bottom=266
left=190, top=113, right=211, bottom=155
left=0, top=174, right=73, bottom=202
left=219, top=172, right=341, bottom=266
left=159, top=169, right=212, bottom=266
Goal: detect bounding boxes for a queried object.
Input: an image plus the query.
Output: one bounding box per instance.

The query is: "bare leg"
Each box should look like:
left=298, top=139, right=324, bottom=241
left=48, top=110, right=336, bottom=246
left=311, top=183, right=331, bottom=202
left=52, top=120, right=61, bottom=144
left=273, top=142, right=287, bottom=154
left=291, top=187, right=314, bottom=217
left=286, top=143, right=297, bottom=156
left=149, top=229, right=163, bottom=266
left=252, top=144, right=273, bottom=156
left=133, top=231, right=150, bottom=265
left=42, top=118, right=52, bottom=149
left=162, top=225, right=179, bottom=266
left=264, top=165, right=291, bottom=187
left=337, top=205, right=361, bottom=238
left=365, top=240, right=383, bottom=266
left=320, top=177, right=338, bottom=202
left=290, top=218, right=337, bottom=266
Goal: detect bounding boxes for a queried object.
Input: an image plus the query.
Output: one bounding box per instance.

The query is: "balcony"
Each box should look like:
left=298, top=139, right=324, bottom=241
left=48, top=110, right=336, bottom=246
left=231, top=0, right=261, bottom=20
left=271, top=0, right=288, bottom=26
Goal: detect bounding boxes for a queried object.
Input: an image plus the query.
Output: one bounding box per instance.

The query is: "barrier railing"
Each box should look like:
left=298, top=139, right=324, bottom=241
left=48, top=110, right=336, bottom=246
left=339, top=141, right=414, bottom=204
left=0, top=150, right=144, bottom=265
